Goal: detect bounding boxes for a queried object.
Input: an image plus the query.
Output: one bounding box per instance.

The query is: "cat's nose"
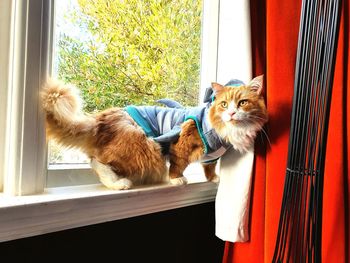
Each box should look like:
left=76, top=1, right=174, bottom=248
left=228, top=110, right=236, bottom=116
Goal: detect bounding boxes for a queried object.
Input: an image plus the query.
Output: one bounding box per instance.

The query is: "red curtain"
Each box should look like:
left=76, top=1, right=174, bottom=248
left=223, top=0, right=350, bottom=262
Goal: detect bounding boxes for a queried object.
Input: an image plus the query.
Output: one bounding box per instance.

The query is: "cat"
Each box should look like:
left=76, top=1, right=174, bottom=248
left=40, top=75, right=268, bottom=190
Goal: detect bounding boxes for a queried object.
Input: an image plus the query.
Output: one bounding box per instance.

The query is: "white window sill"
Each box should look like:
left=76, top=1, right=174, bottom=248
left=0, top=181, right=218, bottom=242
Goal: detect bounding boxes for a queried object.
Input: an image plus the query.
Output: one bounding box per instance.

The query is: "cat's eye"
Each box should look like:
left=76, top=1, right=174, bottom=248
left=220, top=101, right=228, bottom=108
left=238, top=100, right=248, bottom=107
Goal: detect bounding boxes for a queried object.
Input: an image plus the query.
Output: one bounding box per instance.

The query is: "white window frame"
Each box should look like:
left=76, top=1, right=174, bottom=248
left=0, top=0, right=252, bottom=242
left=46, top=0, right=219, bottom=188
left=1, top=0, right=51, bottom=196
left=0, top=0, right=12, bottom=192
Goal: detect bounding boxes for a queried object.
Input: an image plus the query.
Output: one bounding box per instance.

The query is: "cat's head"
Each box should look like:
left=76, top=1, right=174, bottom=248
left=208, top=75, right=268, bottom=152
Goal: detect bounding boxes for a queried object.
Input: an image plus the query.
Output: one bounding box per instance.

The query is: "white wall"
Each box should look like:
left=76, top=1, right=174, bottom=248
left=200, top=0, right=251, bottom=101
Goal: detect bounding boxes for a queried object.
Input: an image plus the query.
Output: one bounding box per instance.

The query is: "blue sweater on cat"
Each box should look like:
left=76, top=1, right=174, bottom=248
left=125, top=102, right=229, bottom=163
left=125, top=79, right=244, bottom=162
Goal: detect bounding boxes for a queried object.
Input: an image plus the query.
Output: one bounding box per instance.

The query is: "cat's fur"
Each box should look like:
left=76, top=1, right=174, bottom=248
left=40, top=76, right=267, bottom=190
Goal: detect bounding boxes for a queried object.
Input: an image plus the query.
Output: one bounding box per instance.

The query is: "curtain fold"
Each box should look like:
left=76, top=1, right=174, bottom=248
left=223, top=0, right=349, bottom=262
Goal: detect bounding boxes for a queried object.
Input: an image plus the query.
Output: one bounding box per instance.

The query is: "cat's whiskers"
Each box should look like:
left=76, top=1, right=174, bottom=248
left=260, top=127, right=272, bottom=149
left=246, top=115, right=271, bottom=148
left=248, top=115, right=268, bottom=121
left=218, top=119, right=257, bottom=152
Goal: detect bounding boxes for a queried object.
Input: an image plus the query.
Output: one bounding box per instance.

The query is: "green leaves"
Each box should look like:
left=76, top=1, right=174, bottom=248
left=57, top=0, right=202, bottom=112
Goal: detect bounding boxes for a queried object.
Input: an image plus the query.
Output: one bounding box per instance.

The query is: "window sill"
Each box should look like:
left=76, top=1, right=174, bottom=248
left=0, top=181, right=218, bottom=242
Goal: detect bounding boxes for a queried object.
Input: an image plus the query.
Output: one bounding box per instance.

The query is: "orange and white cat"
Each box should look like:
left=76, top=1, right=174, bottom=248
left=40, top=76, right=267, bottom=190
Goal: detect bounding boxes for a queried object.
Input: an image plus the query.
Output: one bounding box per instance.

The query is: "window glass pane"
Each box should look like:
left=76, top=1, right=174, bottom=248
left=49, top=0, right=203, bottom=166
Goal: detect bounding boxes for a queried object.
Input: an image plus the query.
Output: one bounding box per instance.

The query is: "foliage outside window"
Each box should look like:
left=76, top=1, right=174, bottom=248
left=56, top=0, right=202, bottom=112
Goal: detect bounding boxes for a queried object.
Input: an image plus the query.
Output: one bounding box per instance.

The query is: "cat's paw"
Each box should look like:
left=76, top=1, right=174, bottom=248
left=210, top=175, right=220, bottom=184
left=170, top=176, right=188, bottom=186
left=107, top=178, right=133, bottom=190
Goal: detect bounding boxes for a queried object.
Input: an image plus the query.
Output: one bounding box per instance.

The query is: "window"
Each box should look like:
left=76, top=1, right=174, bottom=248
left=0, top=0, right=252, bottom=242
left=47, top=0, right=207, bottom=187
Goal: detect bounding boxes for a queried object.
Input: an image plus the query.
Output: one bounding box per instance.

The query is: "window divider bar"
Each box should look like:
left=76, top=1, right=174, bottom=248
left=199, top=0, right=220, bottom=103
left=0, top=0, right=14, bottom=192
left=3, top=0, right=53, bottom=196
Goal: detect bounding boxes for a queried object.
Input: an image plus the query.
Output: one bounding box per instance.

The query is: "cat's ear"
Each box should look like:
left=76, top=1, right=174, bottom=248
left=211, top=82, right=224, bottom=92
left=248, top=75, right=264, bottom=95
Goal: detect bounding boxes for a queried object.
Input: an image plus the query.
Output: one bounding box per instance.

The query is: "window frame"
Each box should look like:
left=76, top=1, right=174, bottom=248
left=0, top=0, right=253, bottom=242
left=47, top=0, right=219, bottom=187
left=1, top=0, right=53, bottom=196
left=0, top=0, right=12, bottom=192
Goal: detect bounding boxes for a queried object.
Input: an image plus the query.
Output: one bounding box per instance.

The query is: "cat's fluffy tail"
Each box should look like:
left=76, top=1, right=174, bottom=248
left=40, top=79, right=96, bottom=155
